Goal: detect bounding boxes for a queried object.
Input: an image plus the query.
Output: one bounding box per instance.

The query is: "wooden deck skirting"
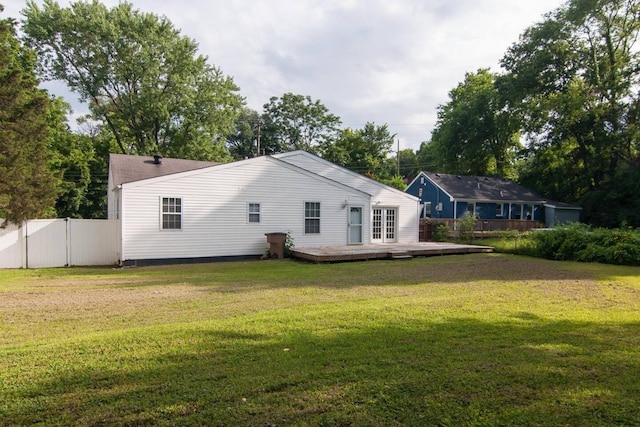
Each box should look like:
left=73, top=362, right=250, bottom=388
left=291, top=242, right=493, bottom=263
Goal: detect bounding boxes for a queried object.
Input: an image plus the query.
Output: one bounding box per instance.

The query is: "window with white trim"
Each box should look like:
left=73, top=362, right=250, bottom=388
left=496, top=203, right=504, bottom=217
left=424, top=202, right=432, bottom=217
left=161, top=197, right=182, bottom=230
left=248, top=203, right=261, bottom=223
left=304, top=202, right=320, bottom=234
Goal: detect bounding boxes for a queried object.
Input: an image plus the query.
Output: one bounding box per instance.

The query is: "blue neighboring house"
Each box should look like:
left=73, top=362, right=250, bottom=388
left=406, top=171, right=549, bottom=223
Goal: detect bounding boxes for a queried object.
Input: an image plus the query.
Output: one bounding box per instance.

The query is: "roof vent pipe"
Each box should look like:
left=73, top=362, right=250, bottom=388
left=153, top=155, right=163, bottom=164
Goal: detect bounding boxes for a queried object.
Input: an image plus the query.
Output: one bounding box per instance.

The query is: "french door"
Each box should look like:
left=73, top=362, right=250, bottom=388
left=372, top=207, right=397, bottom=243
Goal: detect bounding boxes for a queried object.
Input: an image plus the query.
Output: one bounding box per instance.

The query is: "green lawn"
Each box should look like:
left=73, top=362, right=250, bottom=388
left=1, top=254, right=639, bottom=426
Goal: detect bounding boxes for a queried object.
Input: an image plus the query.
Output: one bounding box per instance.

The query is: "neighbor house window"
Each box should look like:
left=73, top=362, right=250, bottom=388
left=304, top=202, right=320, bottom=234
left=496, top=203, right=504, bottom=217
left=467, top=203, right=475, bottom=216
left=161, top=197, right=182, bottom=230
left=424, top=202, right=432, bottom=217
left=248, top=203, right=261, bottom=223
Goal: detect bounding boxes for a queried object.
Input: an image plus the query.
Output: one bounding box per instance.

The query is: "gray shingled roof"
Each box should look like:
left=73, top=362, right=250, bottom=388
left=109, top=153, right=219, bottom=187
left=423, top=172, right=545, bottom=202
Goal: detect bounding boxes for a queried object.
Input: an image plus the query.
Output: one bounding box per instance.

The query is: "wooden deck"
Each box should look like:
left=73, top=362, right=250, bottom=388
left=291, top=242, right=493, bottom=263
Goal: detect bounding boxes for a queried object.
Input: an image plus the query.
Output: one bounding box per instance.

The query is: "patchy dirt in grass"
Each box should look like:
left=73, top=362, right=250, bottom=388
left=29, top=277, right=160, bottom=288
left=0, top=276, right=206, bottom=343
left=0, top=256, right=606, bottom=313
left=418, top=255, right=593, bottom=282
left=0, top=280, right=193, bottom=310
left=1, top=255, right=637, bottom=344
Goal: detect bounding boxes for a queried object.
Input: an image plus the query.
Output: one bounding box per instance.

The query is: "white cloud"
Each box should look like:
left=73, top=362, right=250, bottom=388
left=2, top=0, right=565, bottom=151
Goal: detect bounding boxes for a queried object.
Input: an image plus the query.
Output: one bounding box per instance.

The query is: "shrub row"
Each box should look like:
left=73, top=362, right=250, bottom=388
left=531, top=223, right=640, bottom=266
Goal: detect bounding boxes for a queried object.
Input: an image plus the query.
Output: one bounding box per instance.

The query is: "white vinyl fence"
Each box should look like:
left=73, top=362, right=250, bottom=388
left=0, top=219, right=119, bottom=269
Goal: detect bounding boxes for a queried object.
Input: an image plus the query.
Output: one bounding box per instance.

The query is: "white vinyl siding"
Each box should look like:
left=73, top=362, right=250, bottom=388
left=118, top=157, right=369, bottom=261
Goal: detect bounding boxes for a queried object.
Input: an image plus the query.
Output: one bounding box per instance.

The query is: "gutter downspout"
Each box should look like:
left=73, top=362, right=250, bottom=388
left=118, top=185, right=124, bottom=266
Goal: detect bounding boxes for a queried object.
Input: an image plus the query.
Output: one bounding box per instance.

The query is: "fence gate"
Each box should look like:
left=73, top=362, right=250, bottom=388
left=0, top=219, right=118, bottom=269
left=419, top=220, right=434, bottom=242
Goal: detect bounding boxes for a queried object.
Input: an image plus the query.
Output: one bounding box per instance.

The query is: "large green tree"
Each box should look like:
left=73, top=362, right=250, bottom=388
left=322, top=122, right=395, bottom=178
left=45, top=97, right=96, bottom=218
left=397, top=148, right=421, bottom=180
left=226, top=107, right=261, bottom=160
left=416, top=140, right=439, bottom=173
left=0, top=6, right=57, bottom=225
left=0, top=6, right=57, bottom=226
left=261, top=93, right=342, bottom=154
left=501, top=0, right=640, bottom=226
left=22, top=0, right=243, bottom=161
left=430, top=69, right=521, bottom=178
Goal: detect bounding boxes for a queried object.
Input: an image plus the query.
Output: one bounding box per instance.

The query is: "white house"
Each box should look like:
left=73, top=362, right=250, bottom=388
left=274, top=151, right=420, bottom=245
left=108, top=151, right=420, bottom=265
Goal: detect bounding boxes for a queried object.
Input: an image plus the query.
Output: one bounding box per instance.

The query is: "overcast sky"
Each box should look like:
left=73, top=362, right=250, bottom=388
left=3, top=0, right=566, bottom=151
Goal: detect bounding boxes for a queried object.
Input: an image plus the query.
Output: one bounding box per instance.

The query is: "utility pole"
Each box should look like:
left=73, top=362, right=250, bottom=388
left=255, top=119, right=263, bottom=157
left=397, top=138, right=400, bottom=176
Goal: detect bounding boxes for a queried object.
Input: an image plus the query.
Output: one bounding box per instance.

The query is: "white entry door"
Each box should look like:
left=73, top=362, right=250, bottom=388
left=372, top=207, right=397, bottom=243
left=348, top=206, right=363, bottom=244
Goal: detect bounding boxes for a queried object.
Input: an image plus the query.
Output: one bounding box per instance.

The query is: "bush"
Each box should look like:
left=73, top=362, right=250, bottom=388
left=458, top=212, right=477, bottom=243
left=602, top=242, right=640, bottom=266
left=433, top=223, right=449, bottom=242
left=532, top=223, right=587, bottom=260
left=532, top=223, right=640, bottom=266
left=483, top=231, right=539, bottom=257
left=284, top=232, right=295, bottom=258
left=575, top=243, right=606, bottom=263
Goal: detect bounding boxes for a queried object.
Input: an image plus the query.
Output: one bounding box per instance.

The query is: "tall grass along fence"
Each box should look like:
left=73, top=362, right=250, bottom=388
left=0, top=218, right=119, bottom=269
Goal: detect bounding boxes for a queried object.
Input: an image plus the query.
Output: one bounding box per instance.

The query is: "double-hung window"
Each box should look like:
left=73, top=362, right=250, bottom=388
left=161, top=197, right=182, bottom=230
left=424, top=202, right=432, bottom=218
left=304, top=202, right=320, bottom=234
left=248, top=203, right=261, bottom=223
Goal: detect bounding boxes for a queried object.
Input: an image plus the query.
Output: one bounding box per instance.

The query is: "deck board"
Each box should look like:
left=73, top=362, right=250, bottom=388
left=292, top=242, right=493, bottom=263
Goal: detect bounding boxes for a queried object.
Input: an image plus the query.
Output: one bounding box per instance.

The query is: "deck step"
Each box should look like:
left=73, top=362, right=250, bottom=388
left=389, top=252, right=413, bottom=260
